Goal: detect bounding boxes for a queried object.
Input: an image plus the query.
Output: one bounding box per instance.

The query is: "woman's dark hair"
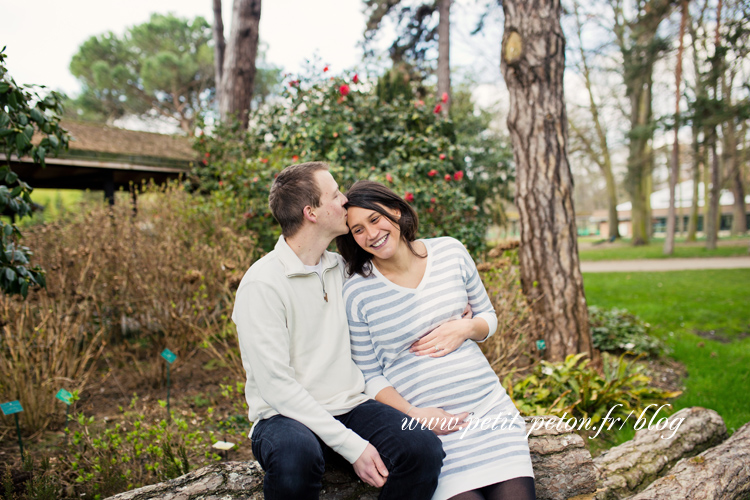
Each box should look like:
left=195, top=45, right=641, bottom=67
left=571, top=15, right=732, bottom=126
left=336, top=180, right=425, bottom=277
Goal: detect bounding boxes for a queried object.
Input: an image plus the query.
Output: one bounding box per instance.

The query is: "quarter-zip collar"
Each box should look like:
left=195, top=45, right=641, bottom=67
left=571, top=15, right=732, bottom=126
left=275, top=235, right=339, bottom=278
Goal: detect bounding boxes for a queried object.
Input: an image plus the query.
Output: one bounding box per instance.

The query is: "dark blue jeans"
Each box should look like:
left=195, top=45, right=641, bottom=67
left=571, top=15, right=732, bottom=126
left=251, top=399, right=444, bottom=500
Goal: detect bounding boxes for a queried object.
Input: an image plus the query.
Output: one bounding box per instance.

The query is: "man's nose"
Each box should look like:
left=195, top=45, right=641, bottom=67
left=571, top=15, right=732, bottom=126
left=341, top=194, right=348, bottom=204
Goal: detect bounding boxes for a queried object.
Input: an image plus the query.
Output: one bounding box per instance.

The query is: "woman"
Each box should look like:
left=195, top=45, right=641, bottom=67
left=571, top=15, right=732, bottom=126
left=336, top=180, right=535, bottom=500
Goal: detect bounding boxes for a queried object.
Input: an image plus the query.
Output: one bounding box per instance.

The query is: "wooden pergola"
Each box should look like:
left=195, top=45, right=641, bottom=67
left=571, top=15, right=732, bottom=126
left=3, top=120, right=195, bottom=204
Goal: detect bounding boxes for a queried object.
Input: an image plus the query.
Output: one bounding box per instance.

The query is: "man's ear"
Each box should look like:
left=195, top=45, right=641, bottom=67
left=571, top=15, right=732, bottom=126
left=303, top=205, right=317, bottom=223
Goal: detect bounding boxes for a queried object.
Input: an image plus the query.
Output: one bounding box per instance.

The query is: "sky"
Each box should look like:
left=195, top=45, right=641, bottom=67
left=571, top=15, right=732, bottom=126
left=1, top=0, right=505, bottom=97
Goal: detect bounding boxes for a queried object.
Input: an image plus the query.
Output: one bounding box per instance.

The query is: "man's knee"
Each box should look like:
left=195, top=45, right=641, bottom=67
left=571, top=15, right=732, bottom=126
left=390, top=427, right=444, bottom=474
left=253, top=417, right=325, bottom=499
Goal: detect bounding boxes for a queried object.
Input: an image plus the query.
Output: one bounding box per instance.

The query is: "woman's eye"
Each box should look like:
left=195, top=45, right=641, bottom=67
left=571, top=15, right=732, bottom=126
left=371, top=216, right=380, bottom=223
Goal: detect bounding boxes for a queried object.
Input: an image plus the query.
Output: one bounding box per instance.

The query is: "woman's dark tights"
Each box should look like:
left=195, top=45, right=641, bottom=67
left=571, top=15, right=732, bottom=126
left=448, top=476, right=536, bottom=500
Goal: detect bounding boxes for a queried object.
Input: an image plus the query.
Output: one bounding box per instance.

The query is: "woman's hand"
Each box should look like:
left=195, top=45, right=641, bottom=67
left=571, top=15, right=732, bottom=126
left=410, top=318, right=475, bottom=357
left=407, top=407, right=470, bottom=435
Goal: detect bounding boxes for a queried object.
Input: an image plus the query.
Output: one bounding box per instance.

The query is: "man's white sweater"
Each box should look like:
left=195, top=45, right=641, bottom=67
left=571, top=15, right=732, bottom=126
left=232, top=236, right=370, bottom=463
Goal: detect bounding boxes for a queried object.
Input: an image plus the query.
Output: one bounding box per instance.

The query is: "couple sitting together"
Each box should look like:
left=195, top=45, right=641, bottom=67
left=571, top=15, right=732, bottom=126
left=232, top=162, right=535, bottom=500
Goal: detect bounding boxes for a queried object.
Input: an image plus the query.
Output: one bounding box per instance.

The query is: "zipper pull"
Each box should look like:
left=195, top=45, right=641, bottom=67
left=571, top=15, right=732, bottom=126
left=324, top=292, right=328, bottom=302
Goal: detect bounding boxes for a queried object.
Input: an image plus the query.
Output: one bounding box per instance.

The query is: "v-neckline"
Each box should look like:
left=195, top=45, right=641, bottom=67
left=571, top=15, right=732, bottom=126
left=371, top=239, right=432, bottom=293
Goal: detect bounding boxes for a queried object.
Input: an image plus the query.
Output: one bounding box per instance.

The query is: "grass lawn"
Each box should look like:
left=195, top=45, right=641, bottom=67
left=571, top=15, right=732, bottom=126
left=579, top=239, right=749, bottom=261
left=583, top=269, right=750, bottom=434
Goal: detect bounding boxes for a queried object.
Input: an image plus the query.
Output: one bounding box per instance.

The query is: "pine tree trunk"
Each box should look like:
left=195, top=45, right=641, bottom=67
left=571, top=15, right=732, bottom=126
left=218, top=0, right=261, bottom=128
left=437, top=0, right=451, bottom=114
left=500, top=0, right=593, bottom=362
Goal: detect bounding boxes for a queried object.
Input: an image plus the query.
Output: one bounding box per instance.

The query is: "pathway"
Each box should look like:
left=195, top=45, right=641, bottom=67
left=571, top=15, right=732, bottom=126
left=580, top=256, right=750, bottom=273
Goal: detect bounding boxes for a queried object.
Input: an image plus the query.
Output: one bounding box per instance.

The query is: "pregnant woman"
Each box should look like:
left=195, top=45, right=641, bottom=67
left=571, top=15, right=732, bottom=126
left=336, top=180, right=535, bottom=500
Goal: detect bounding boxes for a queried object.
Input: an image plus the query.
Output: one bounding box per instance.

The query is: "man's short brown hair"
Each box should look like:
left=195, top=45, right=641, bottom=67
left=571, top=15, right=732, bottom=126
left=269, top=162, right=329, bottom=237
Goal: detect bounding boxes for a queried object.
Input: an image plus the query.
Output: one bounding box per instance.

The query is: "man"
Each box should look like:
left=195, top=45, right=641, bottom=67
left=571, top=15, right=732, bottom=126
left=233, top=162, right=444, bottom=499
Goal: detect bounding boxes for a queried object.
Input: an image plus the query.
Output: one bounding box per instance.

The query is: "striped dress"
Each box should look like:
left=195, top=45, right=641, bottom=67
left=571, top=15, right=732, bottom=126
left=343, top=237, right=534, bottom=500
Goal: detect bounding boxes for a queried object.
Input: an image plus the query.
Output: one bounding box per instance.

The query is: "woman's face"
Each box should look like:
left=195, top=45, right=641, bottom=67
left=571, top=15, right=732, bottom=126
left=347, top=205, right=402, bottom=260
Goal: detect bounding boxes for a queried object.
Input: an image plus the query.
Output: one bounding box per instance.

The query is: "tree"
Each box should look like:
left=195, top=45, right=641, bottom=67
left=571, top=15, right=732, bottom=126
left=364, top=0, right=452, bottom=109
left=569, top=0, right=621, bottom=241
left=69, top=14, right=215, bottom=133
left=612, top=0, right=678, bottom=246
left=0, top=48, right=68, bottom=297
left=664, top=0, right=688, bottom=255
left=500, top=1, right=594, bottom=362
left=213, top=0, right=262, bottom=128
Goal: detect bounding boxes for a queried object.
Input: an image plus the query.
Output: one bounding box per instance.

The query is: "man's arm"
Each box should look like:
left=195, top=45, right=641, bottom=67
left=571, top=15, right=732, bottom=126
left=234, top=280, right=368, bottom=464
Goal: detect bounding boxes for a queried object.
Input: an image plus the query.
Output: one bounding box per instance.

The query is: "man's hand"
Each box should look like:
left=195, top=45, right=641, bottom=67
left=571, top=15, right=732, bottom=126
left=352, top=444, right=389, bottom=488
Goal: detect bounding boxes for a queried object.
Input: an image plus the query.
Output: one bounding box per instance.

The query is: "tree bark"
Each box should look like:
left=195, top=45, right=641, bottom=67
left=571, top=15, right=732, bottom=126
left=524, top=416, right=597, bottom=500
left=593, top=406, right=727, bottom=500
left=706, top=134, right=720, bottom=249
left=437, top=0, right=451, bottom=114
left=627, top=420, right=750, bottom=500
left=500, top=0, right=593, bottom=363
left=218, top=0, right=261, bottom=128
left=686, top=124, right=701, bottom=241
left=212, top=0, right=226, bottom=106
left=664, top=0, right=687, bottom=255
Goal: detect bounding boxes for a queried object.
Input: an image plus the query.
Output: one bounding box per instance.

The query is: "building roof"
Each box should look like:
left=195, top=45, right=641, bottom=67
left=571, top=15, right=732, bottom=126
left=616, top=180, right=750, bottom=212
left=61, top=120, right=195, bottom=161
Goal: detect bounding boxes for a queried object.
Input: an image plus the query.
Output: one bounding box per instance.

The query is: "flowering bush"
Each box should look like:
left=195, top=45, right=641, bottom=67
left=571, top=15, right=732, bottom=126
left=192, top=65, right=502, bottom=254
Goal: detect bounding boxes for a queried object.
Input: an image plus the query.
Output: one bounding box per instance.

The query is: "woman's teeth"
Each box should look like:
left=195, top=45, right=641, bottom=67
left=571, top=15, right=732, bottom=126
left=371, top=234, right=388, bottom=249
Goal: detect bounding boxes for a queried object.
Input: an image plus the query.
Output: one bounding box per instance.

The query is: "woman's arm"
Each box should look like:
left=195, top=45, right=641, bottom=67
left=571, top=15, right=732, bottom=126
left=409, top=317, right=489, bottom=356
left=375, top=387, right=469, bottom=436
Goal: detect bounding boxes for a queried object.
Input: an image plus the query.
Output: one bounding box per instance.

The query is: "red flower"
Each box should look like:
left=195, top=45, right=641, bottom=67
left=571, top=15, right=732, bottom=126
left=386, top=173, right=393, bottom=183
left=430, top=197, right=436, bottom=203
left=339, top=84, right=350, bottom=96
left=405, top=192, right=415, bottom=202
left=218, top=181, right=224, bottom=187
left=202, top=159, right=208, bottom=165
left=288, top=80, right=298, bottom=87
left=292, top=155, right=299, bottom=162
left=439, top=153, right=446, bottom=160
left=323, top=66, right=329, bottom=72
left=205, top=152, right=210, bottom=158
left=427, top=207, right=434, bottom=213
left=252, top=177, right=259, bottom=183
left=441, top=92, right=449, bottom=103
left=353, top=74, right=359, bottom=84
left=333, top=132, right=339, bottom=138
left=444, top=174, right=451, bottom=182
left=415, top=100, right=424, bottom=107
left=428, top=169, right=437, bottom=177
left=260, top=158, right=268, bottom=163
left=434, top=104, right=442, bottom=114
left=453, top=171, right=464, bottom=181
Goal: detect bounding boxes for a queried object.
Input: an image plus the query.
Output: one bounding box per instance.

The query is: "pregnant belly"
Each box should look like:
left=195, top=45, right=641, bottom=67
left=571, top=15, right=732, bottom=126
left=383, top=342, right=503, bottom=414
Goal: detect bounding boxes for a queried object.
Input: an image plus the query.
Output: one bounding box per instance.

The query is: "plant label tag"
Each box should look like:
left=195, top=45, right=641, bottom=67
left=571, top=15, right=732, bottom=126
left=535, top=340, right=546, bottom=351
left=161, top=348, right=177, bottom=364
left=1, top=400, right=23, bottom=416
left=56, top=389, right=73, bottom=405
left=212, top=441, right=235, bottom=450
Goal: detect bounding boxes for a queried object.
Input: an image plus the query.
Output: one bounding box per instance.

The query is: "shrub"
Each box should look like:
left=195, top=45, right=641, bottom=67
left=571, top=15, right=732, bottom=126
left=589, top=306, right=665, bottom=356
left=192, top=65, right=506, bottom=254
left=506, top=352, right=681, bottom=425
left=0, top=183, right=254, bottom=434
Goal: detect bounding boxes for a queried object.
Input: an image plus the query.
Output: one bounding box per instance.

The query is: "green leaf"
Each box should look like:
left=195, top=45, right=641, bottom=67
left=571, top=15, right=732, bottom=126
left=15, top=132, right=29, bottom=152
left=5, top=267, right=15, bottom=281
left=0, top=82, right=9, bottom=93
left=30, top=108, right=44, bottom=123
left=3, top=223, right=12, bottom=236
left=5, top=170, right=18, bottom=183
